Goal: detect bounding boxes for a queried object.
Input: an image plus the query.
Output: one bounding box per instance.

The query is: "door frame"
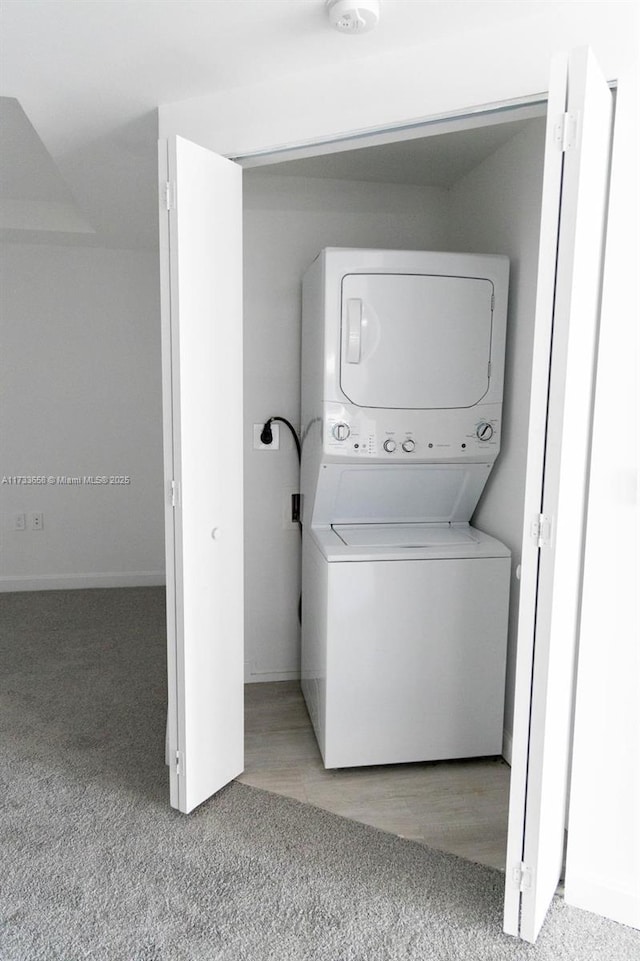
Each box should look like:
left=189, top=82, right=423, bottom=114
left=233, top=97, right=547, bottom=168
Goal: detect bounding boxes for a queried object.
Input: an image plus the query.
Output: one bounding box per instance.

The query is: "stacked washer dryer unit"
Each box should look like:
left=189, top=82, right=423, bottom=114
left=300, top=248, right=511, bottom=769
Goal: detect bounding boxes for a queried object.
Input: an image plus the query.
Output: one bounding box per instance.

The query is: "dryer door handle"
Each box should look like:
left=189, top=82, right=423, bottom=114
left=346, top=298, right=362, bottom=364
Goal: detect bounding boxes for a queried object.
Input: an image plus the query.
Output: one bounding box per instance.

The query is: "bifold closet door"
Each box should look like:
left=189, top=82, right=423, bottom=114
left=504, top=47, right=613, bottom=942
left=159, top=135, right=244, bottom=814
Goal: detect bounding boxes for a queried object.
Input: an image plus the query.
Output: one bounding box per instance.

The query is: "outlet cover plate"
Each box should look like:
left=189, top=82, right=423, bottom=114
left=253, top=423, right=280, bottom=450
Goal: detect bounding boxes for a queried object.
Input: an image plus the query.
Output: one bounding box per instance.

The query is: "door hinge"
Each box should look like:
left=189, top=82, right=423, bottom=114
left=491, top=292, right=495, bottom=311
left=512, top=862, right=533, bottom=892
left=554, top=112, right=578, bottom=152
left=175, top=750, right=181, bottom=775
left=531, top=513, right=552, bottom=548
left=170, top=479, right=179, bottom=508
left=487, top=360, right=492, bottom=380
left=163, top=181, right=176, bottom=210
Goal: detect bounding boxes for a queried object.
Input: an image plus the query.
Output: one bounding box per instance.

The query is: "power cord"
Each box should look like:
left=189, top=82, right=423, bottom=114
left=260, top=416, right=301, bottom=463
left=260, top=416, right=302, bottom=625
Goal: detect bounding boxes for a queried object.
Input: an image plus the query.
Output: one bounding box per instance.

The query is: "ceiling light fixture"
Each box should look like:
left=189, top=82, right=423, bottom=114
left=326, top=0, right=381, bottom=34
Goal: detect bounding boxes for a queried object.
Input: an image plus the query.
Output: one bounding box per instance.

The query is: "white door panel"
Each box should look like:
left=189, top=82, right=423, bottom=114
left=504, top=47, right=613, bottom=942
left=159, top=136, right=244, bottom=814
left=340, top=274, right=493, bottom=409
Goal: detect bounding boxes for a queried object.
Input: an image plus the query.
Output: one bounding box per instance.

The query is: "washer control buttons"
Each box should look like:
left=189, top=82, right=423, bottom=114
left=383, top=439, right=397, bottom=453
left=332, top=423, right=350, bottom=441
left=402, top=439, right=416, bottom=453
left=476, top=422, right=494, bottom=442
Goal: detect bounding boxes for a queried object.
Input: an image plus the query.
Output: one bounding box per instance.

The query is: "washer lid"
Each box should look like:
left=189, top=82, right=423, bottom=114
left=333, top=523, right=480, bottom=548
left=309, top=523, right=511, bottom=561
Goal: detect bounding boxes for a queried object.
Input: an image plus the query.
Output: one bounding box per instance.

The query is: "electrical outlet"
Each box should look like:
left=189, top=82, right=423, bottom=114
left=253, top=423, right=280, bottom=450
left=14, top=512, right=26, bottom=531
left=30, top=512, right=44, bottom=531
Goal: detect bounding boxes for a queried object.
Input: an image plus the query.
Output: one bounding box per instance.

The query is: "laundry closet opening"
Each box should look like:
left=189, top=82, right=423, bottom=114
left=237, top=102, right=548, bottom=869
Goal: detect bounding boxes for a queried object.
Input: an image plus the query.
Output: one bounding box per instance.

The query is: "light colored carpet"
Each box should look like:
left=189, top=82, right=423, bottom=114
left=1, top=587, right=638, bottom=960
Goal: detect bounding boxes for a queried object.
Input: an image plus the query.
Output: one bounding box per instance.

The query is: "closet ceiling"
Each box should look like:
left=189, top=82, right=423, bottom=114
left=250, top=118, right=535, bottom=189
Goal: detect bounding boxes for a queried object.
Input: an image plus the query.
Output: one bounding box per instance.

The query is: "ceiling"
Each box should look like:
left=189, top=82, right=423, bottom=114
left=249, top=117, right=536, bottom=189
left=0, top=1, right=596, bottom=248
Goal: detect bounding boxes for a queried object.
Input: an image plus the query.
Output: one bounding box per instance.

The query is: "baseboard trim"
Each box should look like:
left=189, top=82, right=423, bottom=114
left=0, top=572, right=166, bottom=592
left=502, top=728, right=513, bottom=766
left=565, top=876, right=640, bottom=930
left=245, top=669, right=300, bottom=683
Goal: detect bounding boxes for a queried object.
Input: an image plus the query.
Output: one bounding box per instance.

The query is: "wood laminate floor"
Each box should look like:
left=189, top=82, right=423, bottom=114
left=238, top=681, right=510, bottom=871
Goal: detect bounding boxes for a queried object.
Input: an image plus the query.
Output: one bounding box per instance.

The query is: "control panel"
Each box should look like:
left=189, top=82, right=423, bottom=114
left=323, top=402, right=502, bottom=463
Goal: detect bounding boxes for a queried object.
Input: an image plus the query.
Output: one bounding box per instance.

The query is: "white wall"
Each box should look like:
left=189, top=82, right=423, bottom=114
left=0, top=243, right=165, bottom=589
left=159, top=3, right=635, bottom=159
left=243, top=173, right=451, bottom=680
left=447, top=118, right=547, bottom=757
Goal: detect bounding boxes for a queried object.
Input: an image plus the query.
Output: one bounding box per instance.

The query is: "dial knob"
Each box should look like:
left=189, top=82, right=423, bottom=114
left=383, top=439, right=397, bottom=453
left=332, top=422, right=350, bottom=441
left=476, top=422, right=494, bottom=441
left=402, top=439, right=416, bottom=453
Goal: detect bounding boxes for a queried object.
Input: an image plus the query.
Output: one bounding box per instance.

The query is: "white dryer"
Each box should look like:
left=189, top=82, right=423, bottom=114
left=300, top=248, right=511, bottom=768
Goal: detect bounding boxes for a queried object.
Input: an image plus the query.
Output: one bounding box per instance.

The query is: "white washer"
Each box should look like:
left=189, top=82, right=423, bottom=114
left=302, top=523, right=510, bottom=768
left=300, top=248, right=511, bottom=768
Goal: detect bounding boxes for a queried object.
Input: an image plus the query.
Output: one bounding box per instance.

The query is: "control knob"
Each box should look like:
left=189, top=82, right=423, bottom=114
left=402, top=439, right=416, bottom=453
left=332, top=422, right=350, bottom=441
left=476, top=422, right=494, bottom=442
left=383, top=439, right=397, bottom=453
